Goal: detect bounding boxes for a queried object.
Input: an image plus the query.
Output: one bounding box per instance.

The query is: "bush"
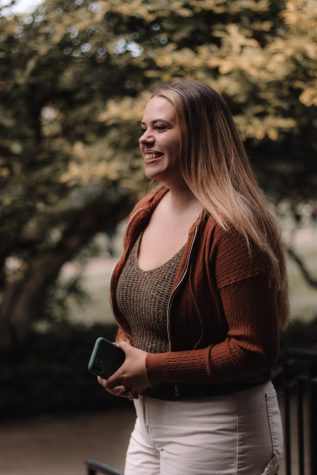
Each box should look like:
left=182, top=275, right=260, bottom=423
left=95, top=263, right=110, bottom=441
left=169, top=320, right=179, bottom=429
left=0, top=322, right=129, bottom=421
left=281, top=315, right=317, bottom=350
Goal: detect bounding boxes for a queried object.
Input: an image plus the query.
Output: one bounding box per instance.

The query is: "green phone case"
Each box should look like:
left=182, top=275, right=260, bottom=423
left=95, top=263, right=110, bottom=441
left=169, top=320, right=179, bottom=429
left=88, top=337, right=125, bottom=379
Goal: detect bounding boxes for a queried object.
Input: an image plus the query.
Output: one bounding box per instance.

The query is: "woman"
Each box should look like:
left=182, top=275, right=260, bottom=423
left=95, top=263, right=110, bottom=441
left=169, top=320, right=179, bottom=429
left=97, top=80, right=288, bottom=475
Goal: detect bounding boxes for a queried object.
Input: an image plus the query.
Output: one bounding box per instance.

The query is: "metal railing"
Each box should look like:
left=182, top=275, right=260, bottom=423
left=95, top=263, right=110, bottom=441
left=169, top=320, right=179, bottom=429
left=272, top=348, right=317, bottom=475
left=86, top=459, right=123, bottom=475
left=86, top=348, right=317, bottom=475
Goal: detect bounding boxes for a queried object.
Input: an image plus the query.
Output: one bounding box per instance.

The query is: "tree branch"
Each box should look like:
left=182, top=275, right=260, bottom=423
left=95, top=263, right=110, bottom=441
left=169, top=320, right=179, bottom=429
left=286, top=246, right=317, bottom=289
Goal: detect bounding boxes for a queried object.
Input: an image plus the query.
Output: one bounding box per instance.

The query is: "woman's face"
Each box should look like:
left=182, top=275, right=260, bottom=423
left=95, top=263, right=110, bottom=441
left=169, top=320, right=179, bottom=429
left=139, top=95, right=182, bottom=185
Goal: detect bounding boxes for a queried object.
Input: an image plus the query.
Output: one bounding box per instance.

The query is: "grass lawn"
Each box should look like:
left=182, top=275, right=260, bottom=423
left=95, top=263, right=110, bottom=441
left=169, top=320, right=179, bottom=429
left=286, top=231, right=317, bottom=321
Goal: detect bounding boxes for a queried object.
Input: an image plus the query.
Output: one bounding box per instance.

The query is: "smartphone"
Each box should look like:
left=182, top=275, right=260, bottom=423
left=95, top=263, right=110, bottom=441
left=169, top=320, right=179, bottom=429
left=88, top=337, right=125, bottom=379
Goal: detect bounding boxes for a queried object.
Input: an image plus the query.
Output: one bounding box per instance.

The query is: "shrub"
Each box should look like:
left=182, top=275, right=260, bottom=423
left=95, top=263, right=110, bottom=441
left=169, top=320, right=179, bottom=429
left=0, top=322, right=129, bottom=420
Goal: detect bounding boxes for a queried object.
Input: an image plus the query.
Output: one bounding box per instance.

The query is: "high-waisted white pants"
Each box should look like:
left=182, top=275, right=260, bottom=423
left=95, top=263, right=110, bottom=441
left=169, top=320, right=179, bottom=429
left=124, top=381, right=283, bottom=475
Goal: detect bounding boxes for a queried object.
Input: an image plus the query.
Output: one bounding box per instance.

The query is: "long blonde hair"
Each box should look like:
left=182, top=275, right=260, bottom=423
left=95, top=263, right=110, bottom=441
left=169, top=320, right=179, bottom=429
left=154, top=80, right=289, bottom=329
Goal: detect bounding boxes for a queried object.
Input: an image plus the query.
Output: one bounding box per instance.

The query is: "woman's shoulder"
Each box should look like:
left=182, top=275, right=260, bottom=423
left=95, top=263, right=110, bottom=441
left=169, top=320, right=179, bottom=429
left=204, top=216, right=261, bottom=251
left=203, top=218, right=269, bottom=288
left=203, top=215, right=246, bottom=245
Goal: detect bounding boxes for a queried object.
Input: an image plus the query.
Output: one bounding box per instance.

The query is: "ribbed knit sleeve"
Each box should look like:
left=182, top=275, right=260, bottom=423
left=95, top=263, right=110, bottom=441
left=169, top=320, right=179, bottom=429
left=145, top=229, right=279, bottom=386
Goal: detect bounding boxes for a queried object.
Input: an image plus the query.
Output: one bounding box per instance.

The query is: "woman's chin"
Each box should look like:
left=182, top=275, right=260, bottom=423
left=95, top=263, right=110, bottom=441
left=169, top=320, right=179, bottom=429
left=144, top=165, right=164, bottom=181
left=144, top=165, right=181, bottom=186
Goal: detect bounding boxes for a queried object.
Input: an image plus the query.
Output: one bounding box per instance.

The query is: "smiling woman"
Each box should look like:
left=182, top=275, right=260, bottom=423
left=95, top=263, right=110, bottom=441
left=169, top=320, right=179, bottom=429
left=97, top=80, right=288, bottom=475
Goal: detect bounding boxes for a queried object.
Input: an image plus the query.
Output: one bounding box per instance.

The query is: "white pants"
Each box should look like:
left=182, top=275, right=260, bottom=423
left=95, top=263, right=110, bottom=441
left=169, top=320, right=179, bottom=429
left=124, top=381, right=283, bottom=475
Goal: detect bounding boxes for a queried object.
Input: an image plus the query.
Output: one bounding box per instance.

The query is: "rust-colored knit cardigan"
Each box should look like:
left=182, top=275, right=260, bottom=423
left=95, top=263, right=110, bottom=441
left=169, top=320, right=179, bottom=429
left=110, top=186, right=279, bottom=392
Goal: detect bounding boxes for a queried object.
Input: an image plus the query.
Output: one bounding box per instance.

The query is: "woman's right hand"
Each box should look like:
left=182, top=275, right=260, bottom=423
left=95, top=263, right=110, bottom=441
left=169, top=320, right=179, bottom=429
left=97, top=338, right=139, bottom=400
left=97, top=376, right=138, bottom=400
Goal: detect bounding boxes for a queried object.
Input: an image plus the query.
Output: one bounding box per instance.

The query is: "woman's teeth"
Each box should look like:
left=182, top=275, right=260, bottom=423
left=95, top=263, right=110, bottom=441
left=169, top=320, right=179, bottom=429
left=144, top=153, right=163, bottom=160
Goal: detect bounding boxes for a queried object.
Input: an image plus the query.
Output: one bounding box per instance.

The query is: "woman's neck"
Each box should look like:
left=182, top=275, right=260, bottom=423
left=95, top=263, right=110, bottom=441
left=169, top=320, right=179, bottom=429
left=165, top=184, right=202, bottom=215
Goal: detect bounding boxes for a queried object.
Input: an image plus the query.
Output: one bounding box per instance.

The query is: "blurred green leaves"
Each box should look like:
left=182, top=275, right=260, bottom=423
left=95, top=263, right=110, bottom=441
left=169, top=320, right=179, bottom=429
left=0, top=0, right=316, bottom=346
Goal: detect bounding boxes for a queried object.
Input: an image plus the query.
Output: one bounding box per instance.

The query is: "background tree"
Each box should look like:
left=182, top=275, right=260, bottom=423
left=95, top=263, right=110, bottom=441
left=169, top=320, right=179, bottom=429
left=0, top=0, right=316, bottom=348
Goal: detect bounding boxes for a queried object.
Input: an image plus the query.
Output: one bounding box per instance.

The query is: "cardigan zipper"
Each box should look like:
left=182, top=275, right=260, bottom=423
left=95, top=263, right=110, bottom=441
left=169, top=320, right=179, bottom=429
left=166, top=226, right=198, bottom=352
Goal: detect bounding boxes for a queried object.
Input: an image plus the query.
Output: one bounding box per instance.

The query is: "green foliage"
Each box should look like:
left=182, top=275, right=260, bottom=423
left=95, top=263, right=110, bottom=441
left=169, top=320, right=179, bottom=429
left=281, top=314, right=317, bottom=350
left=0, top=0, right=316, bottom=346
left=0, top=322, right=129, bottom=420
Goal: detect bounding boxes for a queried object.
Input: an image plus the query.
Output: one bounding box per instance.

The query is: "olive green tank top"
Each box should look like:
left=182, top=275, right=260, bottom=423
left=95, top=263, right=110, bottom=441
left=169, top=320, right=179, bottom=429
left=116, top=235, right=184, bottom=354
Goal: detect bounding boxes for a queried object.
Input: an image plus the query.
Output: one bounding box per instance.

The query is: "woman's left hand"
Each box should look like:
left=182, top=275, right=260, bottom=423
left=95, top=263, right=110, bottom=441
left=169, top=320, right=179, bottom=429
left=104, top=340, right=150, bottom=396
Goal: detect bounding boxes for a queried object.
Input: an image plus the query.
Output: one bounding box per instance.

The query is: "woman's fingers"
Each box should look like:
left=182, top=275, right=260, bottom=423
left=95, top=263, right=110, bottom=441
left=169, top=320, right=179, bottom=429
left=106, top=344, right=149, bottom=393
left=97, top=342, right=149, bottom=396
left=97, top=376, right=138, bottom=399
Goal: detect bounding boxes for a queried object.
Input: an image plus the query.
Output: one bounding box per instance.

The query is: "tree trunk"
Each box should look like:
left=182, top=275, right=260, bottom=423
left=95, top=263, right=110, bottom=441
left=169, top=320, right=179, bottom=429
left=0, top=190, right=134, bottom=348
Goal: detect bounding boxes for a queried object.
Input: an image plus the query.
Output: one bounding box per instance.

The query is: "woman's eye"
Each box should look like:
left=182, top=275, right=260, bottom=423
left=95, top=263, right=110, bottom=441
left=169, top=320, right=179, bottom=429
left=139, top=124, right=168, bottom=134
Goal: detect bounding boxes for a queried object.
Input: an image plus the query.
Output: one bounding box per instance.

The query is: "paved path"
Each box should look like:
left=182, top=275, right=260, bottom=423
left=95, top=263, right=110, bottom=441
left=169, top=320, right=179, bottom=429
left=0, top=406, right=135, bottom=475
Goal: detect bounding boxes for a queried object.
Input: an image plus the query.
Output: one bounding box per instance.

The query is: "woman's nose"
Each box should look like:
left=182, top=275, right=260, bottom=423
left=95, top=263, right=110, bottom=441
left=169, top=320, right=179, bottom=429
left=139, top=129, right=154, bottom=145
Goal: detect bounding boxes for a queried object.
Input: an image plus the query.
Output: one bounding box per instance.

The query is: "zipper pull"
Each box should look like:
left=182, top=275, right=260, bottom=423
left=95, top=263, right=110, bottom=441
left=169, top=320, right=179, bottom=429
left=174, top=384, right=180, bottom=397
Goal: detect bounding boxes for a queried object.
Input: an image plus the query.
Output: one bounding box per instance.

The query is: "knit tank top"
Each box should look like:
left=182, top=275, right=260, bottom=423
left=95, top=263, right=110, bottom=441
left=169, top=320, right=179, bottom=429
left=116, top=235, right=185, bottom=354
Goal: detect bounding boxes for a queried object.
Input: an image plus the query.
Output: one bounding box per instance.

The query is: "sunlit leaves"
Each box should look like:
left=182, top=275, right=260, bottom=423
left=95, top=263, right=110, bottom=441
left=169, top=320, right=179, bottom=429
left=299, top=87, right=317, bottom=107
left=235, top=115, right=297, bottom=141
left=1, top=0, right=317, bottom=343
left=98, top=91, right=151, bottom=124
